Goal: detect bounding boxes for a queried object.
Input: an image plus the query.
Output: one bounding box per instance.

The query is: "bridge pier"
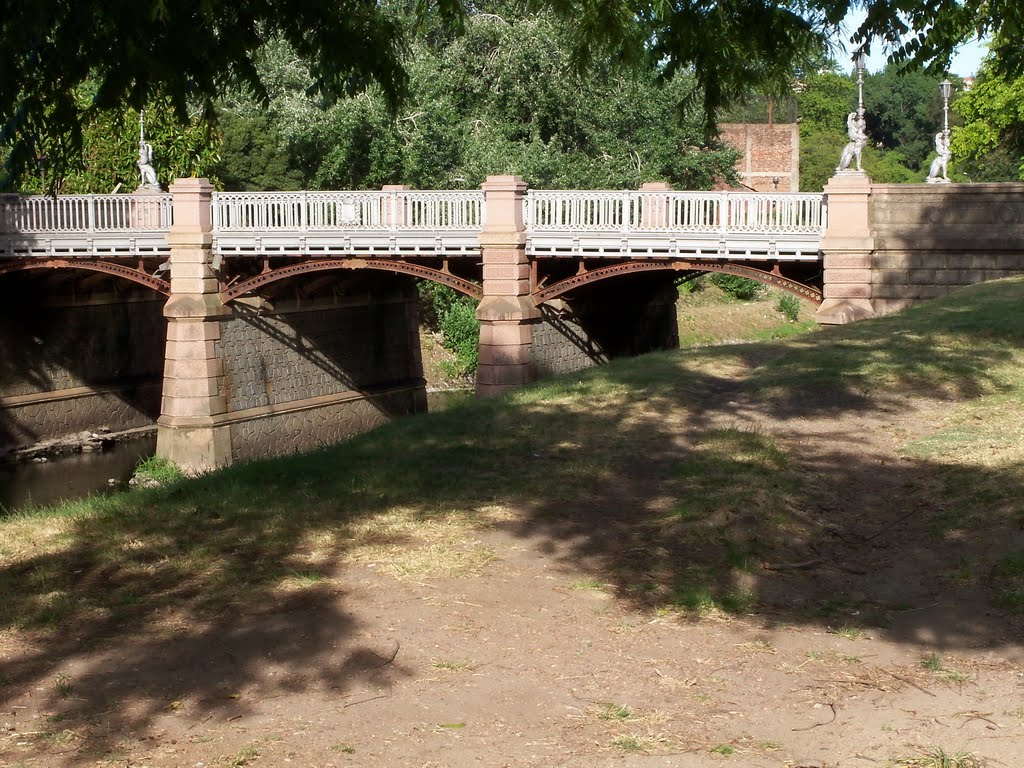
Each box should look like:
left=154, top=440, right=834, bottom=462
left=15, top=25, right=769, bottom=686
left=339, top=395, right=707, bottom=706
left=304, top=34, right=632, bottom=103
left=816, top=172, right=876, bottom=325
left=155, top=179, right=234, bottom=473
left=476, top=175, right=541, bottom=397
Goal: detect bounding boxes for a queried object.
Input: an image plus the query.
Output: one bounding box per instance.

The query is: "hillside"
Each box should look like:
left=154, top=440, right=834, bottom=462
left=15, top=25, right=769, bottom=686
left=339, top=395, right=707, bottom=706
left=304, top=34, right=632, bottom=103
left=2, top=279, right=1023, bottom=767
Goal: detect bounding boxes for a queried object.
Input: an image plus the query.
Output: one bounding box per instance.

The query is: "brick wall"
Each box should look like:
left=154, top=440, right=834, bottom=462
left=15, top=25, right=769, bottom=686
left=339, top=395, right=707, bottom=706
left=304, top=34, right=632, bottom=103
left=719, top=123, right=800, bottom=192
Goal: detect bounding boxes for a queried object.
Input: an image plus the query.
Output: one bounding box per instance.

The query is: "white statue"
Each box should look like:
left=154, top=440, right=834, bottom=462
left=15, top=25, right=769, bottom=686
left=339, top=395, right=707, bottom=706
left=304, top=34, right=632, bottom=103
left=837, top=111, right=868, bottom=172
left=137, top=140, right=159, bottom=189
left=136, top=110, right=160, bottom=190
left=925, top=130, right=951, bottom=183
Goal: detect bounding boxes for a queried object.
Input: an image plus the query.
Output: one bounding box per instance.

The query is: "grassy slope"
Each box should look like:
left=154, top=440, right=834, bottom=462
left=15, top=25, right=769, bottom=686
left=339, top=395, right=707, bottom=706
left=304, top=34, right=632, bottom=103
left=2, top=279, right=1023, bottom=634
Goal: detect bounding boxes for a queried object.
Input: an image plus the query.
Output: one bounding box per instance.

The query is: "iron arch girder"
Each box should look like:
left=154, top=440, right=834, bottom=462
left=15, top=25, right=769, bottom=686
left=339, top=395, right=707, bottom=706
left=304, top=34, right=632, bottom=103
left=0, top=259, right=171, bottom=295
left=220, top=258, right=483, bottom=303
left=532, top=260, right=823, bottom=305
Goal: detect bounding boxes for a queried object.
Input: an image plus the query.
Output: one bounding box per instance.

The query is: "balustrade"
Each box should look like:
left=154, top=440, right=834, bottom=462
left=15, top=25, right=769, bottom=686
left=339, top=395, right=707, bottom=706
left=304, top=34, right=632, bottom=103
left=1, top=186, right=824, bottom=261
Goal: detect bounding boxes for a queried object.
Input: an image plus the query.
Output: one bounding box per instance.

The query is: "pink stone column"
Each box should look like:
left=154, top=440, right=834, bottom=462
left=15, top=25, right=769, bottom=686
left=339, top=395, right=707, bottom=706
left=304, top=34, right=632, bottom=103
left=381, top=184, right=411, bottom=227
left=155, top=178, right=233, bottom=472
left=638, top=181, right=672, bottom=228
left=816, top=172, right=876, bottom=324
left=475, top=175, right=540, bottom=397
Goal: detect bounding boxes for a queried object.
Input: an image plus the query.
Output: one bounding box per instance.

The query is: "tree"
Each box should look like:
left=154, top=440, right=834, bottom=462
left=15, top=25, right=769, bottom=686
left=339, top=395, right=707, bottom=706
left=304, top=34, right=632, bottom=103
left=3, top=0, right=1020, bottom=190
left=951, top=63, right=1024, bottom=182
left=215, top=13, right=739, bottom=192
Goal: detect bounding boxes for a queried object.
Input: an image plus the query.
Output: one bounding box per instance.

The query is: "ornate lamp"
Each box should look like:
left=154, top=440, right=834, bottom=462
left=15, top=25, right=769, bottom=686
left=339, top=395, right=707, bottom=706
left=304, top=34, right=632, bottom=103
left=854, top=49, right=868, bottom=120
left=939, top=78, right=952, bottom=133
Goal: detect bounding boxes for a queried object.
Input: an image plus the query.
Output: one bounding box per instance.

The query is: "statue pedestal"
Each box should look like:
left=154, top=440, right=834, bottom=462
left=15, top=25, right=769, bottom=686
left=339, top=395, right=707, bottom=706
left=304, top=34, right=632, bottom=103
left=816, top=172, right=875, bottom=325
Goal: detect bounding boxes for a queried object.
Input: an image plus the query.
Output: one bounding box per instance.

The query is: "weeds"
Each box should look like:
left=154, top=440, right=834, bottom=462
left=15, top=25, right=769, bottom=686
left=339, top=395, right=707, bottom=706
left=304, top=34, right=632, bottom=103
left=891, top=747, right=982, bottom=767
left=598, top=703, right=633, bottom=721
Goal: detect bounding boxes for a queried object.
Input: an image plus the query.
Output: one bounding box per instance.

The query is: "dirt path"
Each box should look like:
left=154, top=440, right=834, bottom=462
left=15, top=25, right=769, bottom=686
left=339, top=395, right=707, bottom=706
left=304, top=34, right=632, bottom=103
left=3, top=350, right=1023, bottom=767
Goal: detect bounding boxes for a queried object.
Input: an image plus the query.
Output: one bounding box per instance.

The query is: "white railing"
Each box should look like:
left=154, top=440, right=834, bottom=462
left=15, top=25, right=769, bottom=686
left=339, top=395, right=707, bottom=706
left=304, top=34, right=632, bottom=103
left=0, top=193, right=173, bottom=233
left=526, top=190, right=825, bottom=259
left=527, top=190, right=825, bottom=234
left=212, top=190, right=485, bottom=232
left=0, top=193, right=173, bottom=257
left=212, top=190, right=486, bottom=256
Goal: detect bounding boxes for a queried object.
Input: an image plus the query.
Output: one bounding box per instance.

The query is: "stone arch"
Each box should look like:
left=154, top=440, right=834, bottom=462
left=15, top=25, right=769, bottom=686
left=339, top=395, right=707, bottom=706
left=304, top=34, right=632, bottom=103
left=0, top=259, right=171, bottom=295
left=220, top=258, right=482, bottom=303
left=532, top=259, right=822, bottom=304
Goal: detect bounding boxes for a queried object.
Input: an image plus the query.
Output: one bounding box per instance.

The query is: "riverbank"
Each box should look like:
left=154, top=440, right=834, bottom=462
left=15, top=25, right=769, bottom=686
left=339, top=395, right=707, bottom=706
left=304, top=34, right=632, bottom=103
left=2, top=278, right=1023, bottom=766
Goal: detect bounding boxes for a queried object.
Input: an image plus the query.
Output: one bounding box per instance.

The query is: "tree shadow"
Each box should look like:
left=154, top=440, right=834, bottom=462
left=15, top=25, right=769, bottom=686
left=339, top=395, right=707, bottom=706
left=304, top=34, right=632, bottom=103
left=1, top=279, right=1023, bottom=765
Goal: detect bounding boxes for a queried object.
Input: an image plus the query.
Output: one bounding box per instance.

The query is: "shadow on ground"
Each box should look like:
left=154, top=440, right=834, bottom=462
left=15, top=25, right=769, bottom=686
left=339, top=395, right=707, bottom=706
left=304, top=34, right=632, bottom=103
left=2, top=279, right=1023, bottom=765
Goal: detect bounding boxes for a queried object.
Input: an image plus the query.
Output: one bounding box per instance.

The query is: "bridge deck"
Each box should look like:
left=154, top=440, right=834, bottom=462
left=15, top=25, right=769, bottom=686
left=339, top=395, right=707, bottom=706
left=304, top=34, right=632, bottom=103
left=0, top=189, right=826, bottom=262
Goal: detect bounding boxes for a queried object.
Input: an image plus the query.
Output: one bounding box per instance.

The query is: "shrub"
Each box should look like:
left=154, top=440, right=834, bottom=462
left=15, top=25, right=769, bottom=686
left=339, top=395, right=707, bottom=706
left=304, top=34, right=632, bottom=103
left=775, top=293, right=801, bottom=322
left=419, top=281, right=480, bottom=375
left=709, top=274, right=763, bottom=300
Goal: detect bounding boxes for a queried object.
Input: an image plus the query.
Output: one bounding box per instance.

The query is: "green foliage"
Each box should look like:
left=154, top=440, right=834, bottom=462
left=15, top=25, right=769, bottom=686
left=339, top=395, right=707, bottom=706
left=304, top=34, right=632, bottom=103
left=797, top=66, right=856, bottom=191
left=419, top=282, right=479, bottom=376
left=10, top=93, right=218, bottom=194
left=775, top=294, right=800, bottom=322
left=864, top=66, right=947, bottom=172
left=3, top=0, right=1023, bottom=190
left=709, top=274, right=762, bottom=301
left=218, top=14, right=739, bottom=191
left=133, top=456, right=185, bottom=486
left=951, top=62, right=1024, bottom=182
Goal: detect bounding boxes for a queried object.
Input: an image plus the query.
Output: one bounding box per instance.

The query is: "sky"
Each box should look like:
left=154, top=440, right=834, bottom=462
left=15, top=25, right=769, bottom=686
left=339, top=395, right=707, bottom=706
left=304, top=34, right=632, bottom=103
left=835, top=10, right=990, bottom=77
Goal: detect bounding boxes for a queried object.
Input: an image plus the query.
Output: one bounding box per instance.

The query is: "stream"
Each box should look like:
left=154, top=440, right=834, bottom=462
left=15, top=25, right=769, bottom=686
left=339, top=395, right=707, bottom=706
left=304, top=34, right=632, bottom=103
left=0, top=389, right=474, bottom=513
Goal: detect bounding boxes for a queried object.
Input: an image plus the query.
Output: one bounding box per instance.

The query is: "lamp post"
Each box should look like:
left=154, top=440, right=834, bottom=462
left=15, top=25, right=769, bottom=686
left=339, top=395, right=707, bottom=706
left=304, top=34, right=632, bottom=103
left=939, top=78, right=952, bottom=134
left=854, top=49, right=868, bottom=122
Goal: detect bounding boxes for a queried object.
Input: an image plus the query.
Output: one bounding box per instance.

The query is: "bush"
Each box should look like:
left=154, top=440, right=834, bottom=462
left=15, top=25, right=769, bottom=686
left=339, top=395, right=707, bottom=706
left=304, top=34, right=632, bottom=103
left=775, top=293, right=801, bottom=322
left=418, top=281, right=480, bottom=375
left=709, top=274, right=763, bottom=301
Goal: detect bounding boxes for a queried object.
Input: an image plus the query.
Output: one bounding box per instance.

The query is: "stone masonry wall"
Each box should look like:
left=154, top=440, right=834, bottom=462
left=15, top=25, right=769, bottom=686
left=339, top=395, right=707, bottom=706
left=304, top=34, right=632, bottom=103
left=217, top=297, right=416, bottom=413
left=720, top=123, right=800, bottom=192
left=213, top=281, right=425, bottom=462
left=530, top=303, right=609, bottom=377
left=868, top=183, right=1024, bottom=315
left=0, top=291, right=165, bottom=452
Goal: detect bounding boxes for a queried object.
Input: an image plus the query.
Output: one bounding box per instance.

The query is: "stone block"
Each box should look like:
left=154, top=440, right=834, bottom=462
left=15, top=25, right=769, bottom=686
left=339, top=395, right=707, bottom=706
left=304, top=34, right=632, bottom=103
left=478, top=323, right=534, bottom=346
left=908, top=269, right=936, bottom=285
left=873, top=253, right=912, bottom=270
left=164, top=339, right=218, bottom=361
left=161, top=376, right=221, bottom=398
left=166, top=320, right=222, bottom=342
left=163, top=358, right=225, bottom=380
left=823, top=283, right=871, bottom=299
left=823, top=253, right=872, bottom=269
left=160, top=394, right=227, bottom=418
left=478, top=344, right=531, bottom=367
left=969, top=254, right=1002, bottom=270
left=824, top=268, right=872, bottom=284
left=170, top=277, right=221, bottom=295
left=482, top=263, right=532, bottom=281
left=170, top=262, right=215, bottom=280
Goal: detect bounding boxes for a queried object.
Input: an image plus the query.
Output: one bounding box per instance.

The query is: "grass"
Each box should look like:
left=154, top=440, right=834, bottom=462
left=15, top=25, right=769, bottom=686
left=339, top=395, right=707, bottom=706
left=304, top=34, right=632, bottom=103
left=891, top=747, right=982, bottom=767
left=609, top=735, right=650, bottom=753
left=431, top=658, right=474, bottom=672
left=598, top=703, right=634, bottom=721
left=2, top=278, right=1024, bottom=659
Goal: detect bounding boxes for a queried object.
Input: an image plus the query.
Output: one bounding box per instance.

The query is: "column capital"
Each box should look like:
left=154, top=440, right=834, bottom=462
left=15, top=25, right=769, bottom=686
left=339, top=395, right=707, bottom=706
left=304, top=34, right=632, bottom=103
left=169, top=177, right=214, bottom=234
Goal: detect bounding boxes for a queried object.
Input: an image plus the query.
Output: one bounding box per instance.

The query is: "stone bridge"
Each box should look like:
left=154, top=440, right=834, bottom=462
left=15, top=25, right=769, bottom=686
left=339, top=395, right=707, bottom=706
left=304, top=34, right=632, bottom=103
left=1, top=174, right=1022, bottom=470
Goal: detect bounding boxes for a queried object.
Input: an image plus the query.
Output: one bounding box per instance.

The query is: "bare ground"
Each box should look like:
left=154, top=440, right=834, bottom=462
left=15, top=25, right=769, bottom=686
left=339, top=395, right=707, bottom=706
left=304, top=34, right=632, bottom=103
left=2, top=368, right=1023, bottom=768
left=3, top=288, right=1024, bottom=768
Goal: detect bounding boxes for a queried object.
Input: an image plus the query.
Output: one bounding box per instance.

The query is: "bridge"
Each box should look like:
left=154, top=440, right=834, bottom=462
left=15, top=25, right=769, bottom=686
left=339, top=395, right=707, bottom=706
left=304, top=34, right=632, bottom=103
left=1, top=175, right=1022, bottom=471
left=0, top=185, right=826, bottom=302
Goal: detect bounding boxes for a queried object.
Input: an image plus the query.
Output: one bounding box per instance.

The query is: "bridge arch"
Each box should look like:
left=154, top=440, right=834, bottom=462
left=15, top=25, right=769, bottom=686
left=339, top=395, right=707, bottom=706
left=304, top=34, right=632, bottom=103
left=220, top=258, right=482, bottom=303
left=532, top=259, right=822, bottom=305
left=0, top=259, right=171, bottom=295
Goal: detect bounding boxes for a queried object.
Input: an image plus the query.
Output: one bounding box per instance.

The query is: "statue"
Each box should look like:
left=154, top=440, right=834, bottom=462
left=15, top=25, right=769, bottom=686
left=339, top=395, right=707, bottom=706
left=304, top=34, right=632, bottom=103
left=135, top=110, right=160, bottom=190
left=837, top=111, right=868, bottom=173
left=925, top=130, right=951, bottom=183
